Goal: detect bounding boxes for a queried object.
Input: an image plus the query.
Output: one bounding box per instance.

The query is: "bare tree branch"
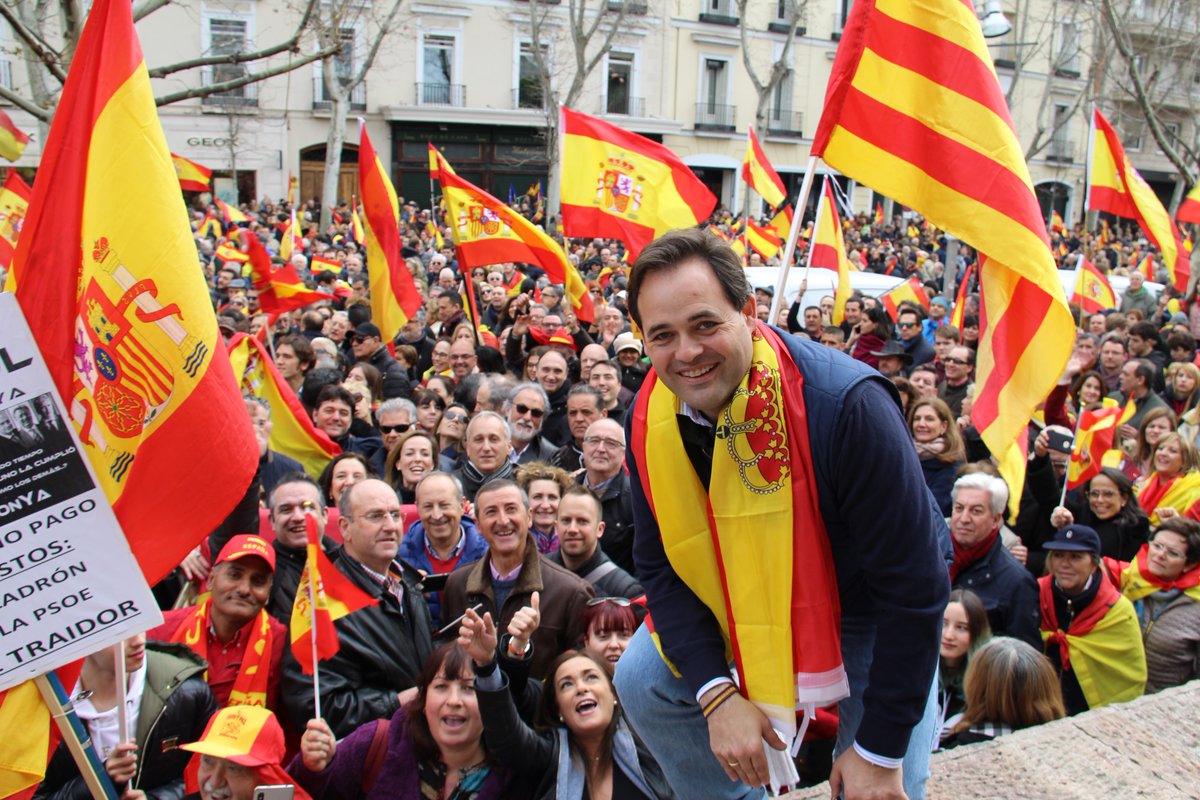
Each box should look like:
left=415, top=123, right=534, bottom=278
left=0, top=84, right=50, bottom=120
left=132, top=0, right=172, bottom=23
left=0, top=2, right=68, bottom=84
left=351, top=0, right=404, bottom=86
left=154, top=50, right=331, bottom=106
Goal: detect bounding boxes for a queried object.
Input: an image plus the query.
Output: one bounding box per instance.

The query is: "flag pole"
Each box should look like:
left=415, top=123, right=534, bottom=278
left=115, top=640, right=128, bottom=744
left=1059, top=410, right=1085, bottom=509
left=1083, top=105, right=1097, bottom=231
left=35, top=673, right=120, bottom=800
left=769, top=155, right=820, bottom=324
left=802, top=177, right=829, bottom=285
left=305, top=513, right=322, bottom=721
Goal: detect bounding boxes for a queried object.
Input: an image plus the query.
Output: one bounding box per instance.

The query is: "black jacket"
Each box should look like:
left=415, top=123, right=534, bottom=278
left=514, top=435, right=558, bottom=465
left=279, top=549, right=434, bottom=738
left=268, top=535, right=337, bottom=625
left=366, top=346, right=414, bottom=400
left=37, top=644, right=216, bottom=800
left=540, top=382, right=572, bottom=448
left=953, top=536, right=1041, bottom=649
left=578, top=470, right=637, bottom=577
left=547, top=547, right=643, bottom=599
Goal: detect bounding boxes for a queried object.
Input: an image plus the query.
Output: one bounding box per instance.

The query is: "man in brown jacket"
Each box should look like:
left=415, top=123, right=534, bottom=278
left=440, top=478, right=595, bottom=679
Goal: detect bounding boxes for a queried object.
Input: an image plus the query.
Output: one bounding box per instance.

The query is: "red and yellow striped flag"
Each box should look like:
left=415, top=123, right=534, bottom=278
left=0, top=170, right=31, bottom=272
left=228, top=332, right=341, bottom=477
left=745, top=219, right=783, bottom=259
left=1067, top=405, right=1121, bottom=489
left=1177, top=183, right=1200, bottom=225
left=1089, top=109, right=1188, bottom=291
left=768, top=204, right=794, bottom=236
left=216, top=198, right=249, bottom=224
left=360, top=122, right=422, bottom=340
left=245, top=230, right=334, bottom=322
left=948, top=261, right=974, bottom=329
left=280, top=207, right=303, bottom=260
left=0, top=109, right=30, bottom=162
left=1051, top=209, right=1066, bottom=235
left=8, top=0, right=257, bottom=583
left=291, top=515, right=376, bottom=673
left=1134, top=253, right=1155, bottom=280
left=742, top=128, right=787, bottom=210
left=874, top=202, right=884, bottom=225
left=350, top=193, right=365, bottom=244
left=811, top=0, right=1074, bottom=514
left=440, top=161, right=595, bottom=323
left=428, top=142, right=456, bottom=181
left=879, top=275, right=931, bottom=321
left=196, top=210, right=222, bottom=238
left=809, top=178, right=853, bottom=324
left=172, top=152, right=212, bottom=192
left=560, top=106, right=717, bottom=259
left=1070, top=256, right=1117, bottom=314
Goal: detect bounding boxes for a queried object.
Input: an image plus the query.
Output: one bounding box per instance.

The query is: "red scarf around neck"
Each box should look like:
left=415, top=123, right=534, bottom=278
left=950, top=528, right=999, bottom=581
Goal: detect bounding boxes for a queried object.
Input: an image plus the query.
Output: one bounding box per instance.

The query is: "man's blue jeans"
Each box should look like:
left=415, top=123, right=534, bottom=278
left=615, top=621, right=939, bottom=799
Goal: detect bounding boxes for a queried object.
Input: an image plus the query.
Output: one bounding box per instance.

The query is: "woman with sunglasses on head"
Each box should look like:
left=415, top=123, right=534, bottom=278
left=458, top=608, right=674, bottom=800
left=437, top=403, right=471, bottom=472
left=579, top=597, right=640, bottom=669
left=1102, top=516, right=1200, bottom=693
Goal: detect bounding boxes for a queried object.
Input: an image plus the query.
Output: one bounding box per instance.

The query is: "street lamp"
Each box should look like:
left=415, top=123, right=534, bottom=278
left=979, top=0, right=1012, bottom=38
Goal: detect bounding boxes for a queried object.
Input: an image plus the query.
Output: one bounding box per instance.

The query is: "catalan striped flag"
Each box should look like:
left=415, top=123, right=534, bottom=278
left=360, top=121, right=423, bottom=340
left=1089, top=108, right=1188, bottom=291
left=228, top=332, right=341, bottom=477
left=1067, top=405, right=1122, bottom=489
left=745, top=219, right=783, bottom=259
left=1070, top=257, right=1117, bottom=314
left=291, top=514, right=376, bottom=673
left=172, top=152, right=212, bottom=192
left=1178, top=184, right=1200, bottom=225
left=439, top=159, right=595, bottom=323
left=560, top=106, right=717, bottom=259
left=742, top=128, right=788, bottom=210
left=245, top=231, right=335, bottom=322
left=0, top=171, right=31, bottom=273
left=811, top=0, right=1074, bottom=515
left=948, top=261, right=974, bottom=329
left=216, top=198, right=249, bottom=225
left=809, top=178, right=853, bottom=324
left=0, top=109, right=30, bottom=162
left=879, top=275, right=931, bottom=321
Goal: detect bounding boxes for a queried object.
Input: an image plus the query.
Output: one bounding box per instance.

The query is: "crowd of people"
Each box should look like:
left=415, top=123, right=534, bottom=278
left=31, top=190, right=1200, bottom=800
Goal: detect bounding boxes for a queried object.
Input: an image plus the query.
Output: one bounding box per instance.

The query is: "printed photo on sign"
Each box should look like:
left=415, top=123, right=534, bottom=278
left=0, top=393, right=95, bottom=519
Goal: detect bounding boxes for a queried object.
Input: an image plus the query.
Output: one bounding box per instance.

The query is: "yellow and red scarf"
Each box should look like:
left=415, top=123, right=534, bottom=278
left=1039, top=576, right=1145, bottom=709
left=171, top=596, right=273, bottom=707
left=630, top=323, right=848, bottom=743
left=1136, top=470, right=1200, bottom=526
left=1105, top=543, right=1200, bottom=603
left=503, top=270, right=527, bottom=297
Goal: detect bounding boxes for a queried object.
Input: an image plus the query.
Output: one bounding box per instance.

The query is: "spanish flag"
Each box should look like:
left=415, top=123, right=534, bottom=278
left=215, top=240, right=249, bottom=264
left=428, top=142, right=456, bottom=180
left=172, top=152, right=212, bottom=192
left=196, top=210, right=222, bottom=238
left=8, top=0, right=257, bottom=584
left=0, top=109, right=30, bottom=162
left=879, top=275, right=930, bottom=321
left=360, top=121, right=422, bottom=340
left=426, top=219, right=444, bottom=250
left=812, top=0, right=1074, bottom=516
left=560, top=106, right=716, bottom=259
left=291, top=515, right=376, bottom=674
left=280, top=207, right=303, bottom=260
left=350, top=194, right=365, bottom=244
left=745, top=218, right=783, bottom=259
left=768, top=203, right=794, bottom=237
left=1089, top=108, right=1188, bottom=291
left=439, top=161, right=595, bottom=323
left=809, top=178, right=853, bottom=324
left=228, top=332, right=341, bottom=477
left=948, top=261, right=974, bottom=329
left=1051, top=209, right=1066, bottom=235
left=1177, top=183, right=1200, bottom=225
left=1134, top=253, right=1155, bottom=280
left=741, top=128, right=787, bottom=210
left=1067, top=405, right=1121, bottom=489
left=873, top=202, right=884, bottom=225
left=1070, top=257, right=1116, bottom=314
left=0, top=170, right=31, bottom=272
left=287, top=172, right=298, bottom=206
left=245, top=232, right=334, bottom=322
left=216, top=198, right=249, bottom=225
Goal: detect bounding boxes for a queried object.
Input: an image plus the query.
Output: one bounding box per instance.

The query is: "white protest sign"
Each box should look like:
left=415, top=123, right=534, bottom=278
left=0, top=292, right=161, bottom=691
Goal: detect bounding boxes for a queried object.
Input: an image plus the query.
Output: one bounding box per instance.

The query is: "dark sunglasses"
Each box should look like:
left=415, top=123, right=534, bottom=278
left=513, top=403, right=545, bottom=419
left=587, top=597, right=632, bottom=607
left=444, top=411, right=468, bottom=423
left=379, top=423, right=412, bottom=434
left=943, top=356, right=970, bottom=366
left=351, top=334, right=370, bottom=344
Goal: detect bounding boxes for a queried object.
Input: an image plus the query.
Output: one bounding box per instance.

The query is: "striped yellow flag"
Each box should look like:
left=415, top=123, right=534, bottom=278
left=811, top=0, right=1073, bottom=514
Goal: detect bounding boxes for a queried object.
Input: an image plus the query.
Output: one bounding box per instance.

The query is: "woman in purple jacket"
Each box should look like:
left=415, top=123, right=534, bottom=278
left=289, top=643, right=521, bottom=800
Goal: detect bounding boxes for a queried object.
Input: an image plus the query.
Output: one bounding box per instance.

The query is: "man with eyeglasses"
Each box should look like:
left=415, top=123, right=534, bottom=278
left=937, top=345, right=975, bottom=418
left=448, top=338, right=478, bottom=380
left=576, top=418, right=637, bottom=576
left=505, top=382, right=557, bottom=464
left=281, top=478, right=433, bottom=738
left=440, top=478, right=595, bottom=680
left=349, top=322, right=413, bottom=400
left=895, top=307, right=935, bottom=367
left=549, top=384, right=605, bottom=473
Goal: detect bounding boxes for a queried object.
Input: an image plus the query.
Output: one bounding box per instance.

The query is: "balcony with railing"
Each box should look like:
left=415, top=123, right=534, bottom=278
left=699, top=0, right=738, bottom=25
left=416, top=83, right=466, bottom=107
left=1127, top=3, right=1198, bottom=39
left=313, top=76, right=366, bottom=111
left=606, top=0, right=648, bottom=13
left=202, top=79, right=259, bottom=108
left=695, top=102, right=736, bottom=132
left=606, top=96, right=645, bottom=117
left=767, top=110, right=803, bottom=138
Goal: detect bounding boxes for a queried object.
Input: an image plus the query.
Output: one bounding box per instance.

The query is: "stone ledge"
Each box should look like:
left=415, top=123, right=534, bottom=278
left=784, top=681, right=1200, bottom=799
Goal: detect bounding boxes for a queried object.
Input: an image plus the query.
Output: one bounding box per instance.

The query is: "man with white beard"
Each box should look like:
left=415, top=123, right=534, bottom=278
left=504, top=382, right=557, bottom=464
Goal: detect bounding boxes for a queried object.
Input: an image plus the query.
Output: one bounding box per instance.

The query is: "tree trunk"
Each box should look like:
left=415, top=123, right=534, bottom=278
left=320, top=59, right=350, bottom=231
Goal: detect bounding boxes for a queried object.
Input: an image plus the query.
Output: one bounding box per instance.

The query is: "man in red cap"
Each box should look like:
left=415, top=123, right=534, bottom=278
left=182, top=706, right=309, bottom=800
left=150, top=535, right=288, bottom=712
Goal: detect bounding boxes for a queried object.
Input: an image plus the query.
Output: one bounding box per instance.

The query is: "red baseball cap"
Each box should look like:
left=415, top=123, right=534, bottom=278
left=181, top=706, right=285, bottom=767
left=213, top=534, right=276, bottom=572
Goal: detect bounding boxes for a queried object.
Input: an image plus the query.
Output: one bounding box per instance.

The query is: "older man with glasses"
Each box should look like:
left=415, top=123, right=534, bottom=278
left=505, top=382, right=557, bottom=464
left=280, top=478, right=434, bottom=738
left=576, top=418, right=638, bottom=576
